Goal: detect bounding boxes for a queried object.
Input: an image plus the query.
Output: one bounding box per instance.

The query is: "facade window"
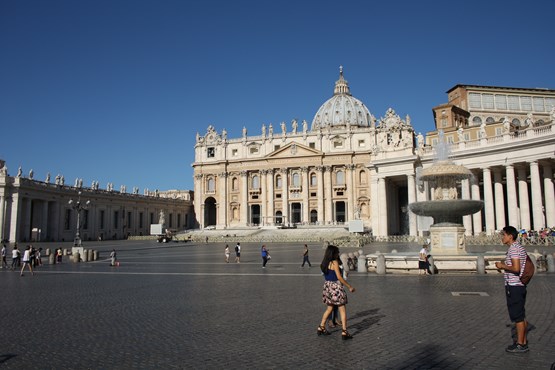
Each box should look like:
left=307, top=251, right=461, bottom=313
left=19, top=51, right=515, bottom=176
left=207, top=178, right=215, bottom=192
left=472, top=116, right=482, bottom=126
left=114, top=211, right=119, bottom=229
left=512, top=118, right=521, bottom=126
left=275, top=175, right=282, bottom=189
left=232, top=177, right=238, bottom=191
left=441, top=118, right=448, bottom=127
left=100, top=210, right=105, bottom=229
left=274, top=145, right=280, bottom=151
left=464, top=133, right=470, bottom=141
left=486, top=117, right=495, bottom=123
left=309, top=143, right=315, bottom=148
left=333, top=140, right=343, bottom=149
left=358, top=139, right=365, bottom=147
left=65, top=209, right=71, bottom=230
left=495, top=128, right=503, bottom=136
left=469, top=93, right=481, bottom=109
left=507, top=95, right=520, bottom=110
left=359, top=170, right=367, bottom=185
left=310, top=173, right=317, bottom=186
left=292, top=173, right=300, bottom=187
left=232, top=149, right=238, bottom=157
left=249, top=146, right=259, bottom=154
left=495, top=95, right=507, bottom=110
left=252, top=175, right=260, bottom=189
left=336, top=170, right=345, bottom=185
left=207, top=147, right=215, bottom=158
left=482, top=94, right=494, bottom=109
left=533, top=97, right=545, bottom=112
left=447, top=136, right=454, bottom=144
left=545, top=98, right=555, bottom=111
left=520, top=96, right=532, bottom=111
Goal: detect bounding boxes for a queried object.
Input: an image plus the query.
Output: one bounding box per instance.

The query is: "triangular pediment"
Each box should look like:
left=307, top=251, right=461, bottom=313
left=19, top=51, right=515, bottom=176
left=267, top=142, right=322, bottom=158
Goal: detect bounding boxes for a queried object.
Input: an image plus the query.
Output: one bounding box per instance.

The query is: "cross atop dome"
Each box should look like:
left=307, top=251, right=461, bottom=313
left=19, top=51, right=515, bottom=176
left=334, top=65, right=351, bottom=96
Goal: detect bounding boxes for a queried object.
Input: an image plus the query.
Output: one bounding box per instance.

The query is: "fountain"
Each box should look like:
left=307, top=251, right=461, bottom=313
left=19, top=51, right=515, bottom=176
left=409, top=131, right=484, bottom=255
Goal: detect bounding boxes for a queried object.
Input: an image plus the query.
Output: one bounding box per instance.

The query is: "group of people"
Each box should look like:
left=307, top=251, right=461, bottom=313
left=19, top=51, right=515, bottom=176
left=1, top=243, right=44, bottom=276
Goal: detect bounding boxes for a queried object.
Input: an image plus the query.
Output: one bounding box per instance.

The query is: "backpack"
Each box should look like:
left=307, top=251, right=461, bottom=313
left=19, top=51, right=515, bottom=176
left=235, top=246, right=239, bottom=252
left=520, top=254, right=535, bottom=285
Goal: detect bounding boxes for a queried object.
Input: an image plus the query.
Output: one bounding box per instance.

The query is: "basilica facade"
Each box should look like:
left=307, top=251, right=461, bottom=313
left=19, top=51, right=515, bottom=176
left=192, top=70, right=555, bottom=236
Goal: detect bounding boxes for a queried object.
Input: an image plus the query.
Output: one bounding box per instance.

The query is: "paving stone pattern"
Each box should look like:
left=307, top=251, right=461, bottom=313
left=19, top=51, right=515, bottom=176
left=1, top=240, right=554, bottom=369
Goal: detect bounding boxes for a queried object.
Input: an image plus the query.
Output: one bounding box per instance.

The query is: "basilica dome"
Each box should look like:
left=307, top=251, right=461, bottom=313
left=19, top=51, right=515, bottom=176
left=312, top=67, right=374, bottom=129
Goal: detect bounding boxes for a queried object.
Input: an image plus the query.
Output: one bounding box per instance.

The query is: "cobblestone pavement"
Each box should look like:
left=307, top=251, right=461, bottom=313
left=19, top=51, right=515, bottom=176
left=1, top=240, right=554, bottom=369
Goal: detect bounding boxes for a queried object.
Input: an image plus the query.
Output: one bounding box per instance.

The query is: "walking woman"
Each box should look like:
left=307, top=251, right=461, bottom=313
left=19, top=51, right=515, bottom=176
left=317, top=245, right=355, bottom=339
left=20, top=245, right=34, bottom=276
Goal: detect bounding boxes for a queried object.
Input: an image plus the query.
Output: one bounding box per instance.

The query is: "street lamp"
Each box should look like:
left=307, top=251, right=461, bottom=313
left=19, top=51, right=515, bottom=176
left=68, top=191, right=90, bottom=256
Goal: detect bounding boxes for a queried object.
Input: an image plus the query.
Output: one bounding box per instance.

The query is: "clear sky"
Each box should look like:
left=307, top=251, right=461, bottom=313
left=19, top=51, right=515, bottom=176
left=1, top=0, right=554, bottom=192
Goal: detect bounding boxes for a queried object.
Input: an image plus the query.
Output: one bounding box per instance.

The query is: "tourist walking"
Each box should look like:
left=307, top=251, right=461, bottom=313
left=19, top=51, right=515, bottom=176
left=301, top=244, right=312, bottom=267
left=224, top=245, right=230, bottom=263
left=1, top=243, right=7, bottom=269
left=35, top=248, right=43, bottom=267
left=56, top=248, right=63, bottom=263
left=419, top=244, right=430, bottom=275
left=11, top=245, right=20, bottom=270
left=495, top=226, right=530, bottom=353
left=317, top=245, right=355, bottom=339
left=234, top=243, right=241, bottom=263
left=20, top=245, right=34, bottom=276
left=110, top=249, right=117, bottom=266
left=261, top=245, right=270, bottom=268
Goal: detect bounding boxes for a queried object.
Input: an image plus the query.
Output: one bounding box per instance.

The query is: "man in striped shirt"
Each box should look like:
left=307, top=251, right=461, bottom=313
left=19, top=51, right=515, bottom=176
left=495, top=226, right=529, bottom=353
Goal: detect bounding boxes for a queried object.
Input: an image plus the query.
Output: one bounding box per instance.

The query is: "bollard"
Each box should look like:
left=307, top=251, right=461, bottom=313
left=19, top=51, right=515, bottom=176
left=73, top=251, right=80, bottom=263
left=376, top=253, right=386, bottom=275
left=476, top=255, right=485, bottom=274
left=357, top=252, right=367, bottom=273
left=93, top=250, right=98, bottom=261
left=82, top=249, right=89, bottom=262
left=45, top=248, right=50, bottom=256
left=88, top=249, right=93, bottom=262
left=49, top=253, right=55, bottom=265
left=428, top=256, right=435, bottom=275
left=547, top=254, right=555, bottom=273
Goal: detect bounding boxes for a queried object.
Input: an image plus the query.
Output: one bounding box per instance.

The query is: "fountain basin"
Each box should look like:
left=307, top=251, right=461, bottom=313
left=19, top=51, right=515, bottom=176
left=409, top=200, right=484, bottom=224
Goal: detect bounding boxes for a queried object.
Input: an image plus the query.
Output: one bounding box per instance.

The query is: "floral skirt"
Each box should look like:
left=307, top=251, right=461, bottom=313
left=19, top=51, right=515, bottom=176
left=322, top=280, right=348, bottom=306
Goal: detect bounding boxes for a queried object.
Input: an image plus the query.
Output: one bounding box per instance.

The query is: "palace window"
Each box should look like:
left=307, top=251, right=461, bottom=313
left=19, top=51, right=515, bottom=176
left=309, top=143, right=315, bottom=149
left=533, top=97, right=545, bottom=112
left=472, top=116, right=482, bottom=126
left=358, top=139, right=365, bottom=148
left=292, top=173, right=300, bottom=187
left=512, top=118, right=521, bottom=126
left=275, top=175, right=282, bottom=189
left=232, top=177, right=238, bottom=191
left=274, top=145, right=280, bottom=151
left=207, top=177, right=215, bottom=192
left=232, top=149, right=238, bottom=157
left=252, top=175, right=260, bottom=189
left=310, top=173, right=317, bottom=186
left=507, top=95, right=520, bottom=110
left=333, top=140, right=343, bottom=149
left=249, top=146, right=259, bottom=154
left=336, top=170, right=345, bottom=185
left=207, top=147, right=215, bottom=158
left=486, top=117, right=495, bottom=123
left=520, top=96, right=532, bottom=111
left=495, top=95, right=507, bottom=110
left=469, top=93, right=482, bottom=109
left=482, top=94, right=494, bottom=109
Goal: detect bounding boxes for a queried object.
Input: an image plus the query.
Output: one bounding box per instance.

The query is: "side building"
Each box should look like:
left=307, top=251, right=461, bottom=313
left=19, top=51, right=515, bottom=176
left=192, top=71, right=555, bottom=237
left=0, top=162, right=195, bottom=243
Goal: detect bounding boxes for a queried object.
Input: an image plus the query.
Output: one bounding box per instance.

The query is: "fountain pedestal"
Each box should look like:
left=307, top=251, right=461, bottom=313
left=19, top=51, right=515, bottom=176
left=430, top=223, right=467, bottom=255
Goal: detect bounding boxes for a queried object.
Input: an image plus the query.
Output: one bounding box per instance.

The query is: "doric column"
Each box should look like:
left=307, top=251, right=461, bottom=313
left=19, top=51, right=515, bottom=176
left=281, top=168, right=289, bottom=226
left=324, top=166, right=333, bottom=224
left=493, top=169, right=506, bottom=230
left=0, top=195, right=5, bottom=242
left=24, top=197, right=32, bottom=241
left=260, top=170, right=267, bottom=226
left=543, top=164, right=555, bottom=227
left=368, top=165, right=379, bottom=233
left=471, top=181, right=482, bottom=235
left=240, top=170, right=249, bottom=226
left=517, top=167, right=531, bottom=230
left=346, top=164, right=355, bottom=221
left=482, top=168, right=495, bottom=235
left=217, top=172, right=228, bottom=228
left=378, top=177, right=388, bottom=236
left=266, top=169, right=274, bottom=225
left=461, top=179, right=472, bottom=235
left=301, top=167, right=309, bottom=223
left=316, top=166, right=324, bottom=224
left=407, top=173, right=417, bottom=236
left=194, top=174, right=203, bottom=228
left=505, top=165, right=519, bottom=228
left=9, top=193, right=20, bottom=242
left=529, top=161, right=545, bottom=230
left=41, top=200, right=49, bottom=241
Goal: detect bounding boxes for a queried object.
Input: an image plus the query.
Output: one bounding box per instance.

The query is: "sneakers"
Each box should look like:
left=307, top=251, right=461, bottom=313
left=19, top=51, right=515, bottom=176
left=506, top=343, right=529, bottom=353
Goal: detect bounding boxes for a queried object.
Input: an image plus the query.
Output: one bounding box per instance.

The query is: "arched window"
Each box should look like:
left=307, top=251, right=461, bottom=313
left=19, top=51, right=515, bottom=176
left=207, top=178, right=215, bottom=192
left=275, top=175, right=282, bottom=189
left=512, top=118, right=521, bottom=126
left=292, top=173, right=300, bottom=187
left=472, top=116, right=482, bottom=126
left=485, top=117, right=495, bottom=124
left=310, top=173, right=317, bottom=186
left=336, top=170, right=345, bottom=185
left=252, top=175, right=260, bottom=189
left=359, top=170, right=367, bottom=185
left=232, top=177, right=238, bottom=191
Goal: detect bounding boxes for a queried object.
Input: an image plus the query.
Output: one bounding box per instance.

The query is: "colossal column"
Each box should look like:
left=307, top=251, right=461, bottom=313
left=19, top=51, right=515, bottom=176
left=346, top=164, right=355, bottom=221
left=471, top=181, right=482, bottom=235
left=194, top=174, right=203, bottom=228
left=218, top=172, right=228, bottom=228
left=301, top=167, right=309, bottom=223
left=517, top=167, right=531, bottom=231
left=493, top=169, right=506, bottom=230
left=407, top=173, right=417, bottom=236
left=281, top=168, right=289, bottom=226
left=378, top=177, right=388, bottom=236
left=240, top=170, right=249, bottom=226
left=0, top=195, right=5, bottom=242
left=266, top=169, right=274, bottom=225
left=543, top=164, right=555, bottom=228
left=316, top=166, right=324, bottom=224
left=260, top=170, right=267, bottom=226
left=482, top=168, right=495, bottom=235
left=529, top=161, right=545, bottom=230
left=324, top=166, right=333, bottom=224
left=461, top=178, right=472, bottom=235
left=505, top=165, right=519, bottom=228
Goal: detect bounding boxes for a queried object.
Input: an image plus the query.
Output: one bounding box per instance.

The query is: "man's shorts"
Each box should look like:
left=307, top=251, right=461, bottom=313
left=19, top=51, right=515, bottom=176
left=505, top=285, right=527, bottom=322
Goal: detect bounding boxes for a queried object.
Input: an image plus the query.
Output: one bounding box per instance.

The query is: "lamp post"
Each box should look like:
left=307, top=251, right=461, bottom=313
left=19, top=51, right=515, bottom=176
left=68, top=191, right=90, bottom=256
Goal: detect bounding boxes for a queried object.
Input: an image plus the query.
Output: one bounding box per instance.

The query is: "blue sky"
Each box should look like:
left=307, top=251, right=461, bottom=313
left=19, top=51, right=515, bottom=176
left=1, top=0, right=554, bottom=192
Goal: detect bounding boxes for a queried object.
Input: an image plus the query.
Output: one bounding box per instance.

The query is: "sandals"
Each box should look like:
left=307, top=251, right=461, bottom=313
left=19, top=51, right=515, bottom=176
left=342, top=330, right=353, bottom=340
left=317, top=325, right=331, bottom=336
